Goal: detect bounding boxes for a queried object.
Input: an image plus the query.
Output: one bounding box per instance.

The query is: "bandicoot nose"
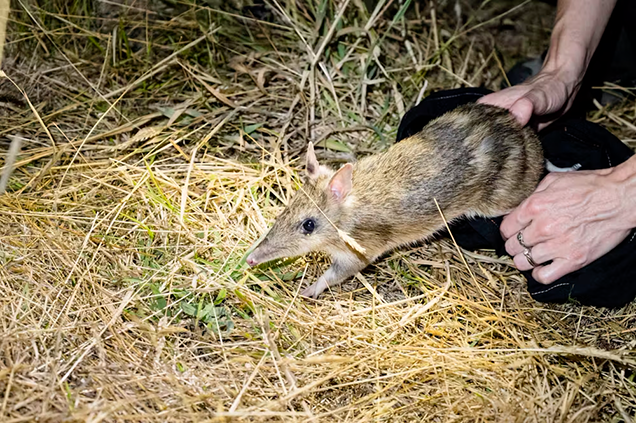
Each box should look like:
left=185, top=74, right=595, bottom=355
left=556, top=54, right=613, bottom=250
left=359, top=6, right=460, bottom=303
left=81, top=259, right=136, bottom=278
left=246, top=255, right=257, bottom=267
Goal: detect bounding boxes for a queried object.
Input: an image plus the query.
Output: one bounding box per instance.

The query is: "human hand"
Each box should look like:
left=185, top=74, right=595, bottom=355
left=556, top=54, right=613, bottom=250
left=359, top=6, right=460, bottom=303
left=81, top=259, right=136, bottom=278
left=478, top=69, right=581, bottom=130
left=500, top=167, right=636, bottom=284
left=477, top=0, right=618, bottom=128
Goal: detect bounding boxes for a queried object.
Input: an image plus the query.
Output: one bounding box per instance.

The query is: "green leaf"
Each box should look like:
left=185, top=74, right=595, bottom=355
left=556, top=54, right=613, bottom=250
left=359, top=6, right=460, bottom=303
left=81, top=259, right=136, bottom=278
left=337, top=42, right=346, bottom=59
left=214, top=288, right=227, bottom=305
left=180, top=302, right=197, bottom=317
left=320, top=139, right=351, bottom=152
left=244, top=123, right=263, bottom=135
left=87, top=36, right=105, bottom=53
left=158, top=107, right=176, bottom=118
left=198, top=303, right=215, bottom=320
left=185, top=109, right=203, bottom=118
left=149, top=284, right=167, bottom=311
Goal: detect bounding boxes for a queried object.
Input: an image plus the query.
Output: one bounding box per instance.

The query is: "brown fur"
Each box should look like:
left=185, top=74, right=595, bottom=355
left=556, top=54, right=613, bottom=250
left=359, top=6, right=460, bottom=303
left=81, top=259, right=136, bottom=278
left=247, top=104, right=544, bottom=298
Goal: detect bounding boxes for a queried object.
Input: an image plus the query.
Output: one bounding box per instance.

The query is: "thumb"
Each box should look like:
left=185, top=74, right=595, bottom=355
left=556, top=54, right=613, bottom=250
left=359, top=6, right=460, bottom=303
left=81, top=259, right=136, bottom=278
left=508, top=96, right=534, bottom=126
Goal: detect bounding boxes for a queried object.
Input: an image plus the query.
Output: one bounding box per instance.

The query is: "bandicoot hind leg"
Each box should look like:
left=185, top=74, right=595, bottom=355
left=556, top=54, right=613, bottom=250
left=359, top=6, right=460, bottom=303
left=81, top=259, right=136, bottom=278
left=301, top=254, right=367, bottom=299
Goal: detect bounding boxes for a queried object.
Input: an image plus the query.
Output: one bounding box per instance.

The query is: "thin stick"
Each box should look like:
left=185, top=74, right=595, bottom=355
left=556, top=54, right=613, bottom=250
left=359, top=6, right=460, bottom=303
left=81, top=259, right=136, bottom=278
left=0, top=134, right=22, bottom=194
left=180, top=145, right=198, bottom=225
left=1, top=72, right=57, bottom=147
left=0, top=0, right=8, bottom=68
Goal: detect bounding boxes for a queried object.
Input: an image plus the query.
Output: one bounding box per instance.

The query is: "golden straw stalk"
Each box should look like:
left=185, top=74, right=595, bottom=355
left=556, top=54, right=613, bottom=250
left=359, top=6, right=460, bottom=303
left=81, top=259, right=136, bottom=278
left=0, top=0, right=8, bottom=68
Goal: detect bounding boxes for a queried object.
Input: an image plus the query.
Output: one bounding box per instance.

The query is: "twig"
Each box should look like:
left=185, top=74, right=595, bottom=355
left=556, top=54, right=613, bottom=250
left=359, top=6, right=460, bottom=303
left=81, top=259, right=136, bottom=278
left=0, top=0, right=8, bottom=68
left=0, top=134, right=22, bottom=194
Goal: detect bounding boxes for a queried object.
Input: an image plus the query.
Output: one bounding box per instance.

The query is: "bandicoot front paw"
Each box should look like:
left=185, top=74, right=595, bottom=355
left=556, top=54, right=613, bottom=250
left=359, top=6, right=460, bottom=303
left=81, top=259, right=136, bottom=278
left=300, top=280, right=327, bottom=299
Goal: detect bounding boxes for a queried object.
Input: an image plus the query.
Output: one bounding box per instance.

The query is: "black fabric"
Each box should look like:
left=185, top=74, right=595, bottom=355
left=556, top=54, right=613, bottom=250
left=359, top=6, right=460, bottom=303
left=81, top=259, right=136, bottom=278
left=584, top=0, right=636, bottom=89
left=397, top=88, right=636, bottom=308
left=571, top=0, right=636, bottom=114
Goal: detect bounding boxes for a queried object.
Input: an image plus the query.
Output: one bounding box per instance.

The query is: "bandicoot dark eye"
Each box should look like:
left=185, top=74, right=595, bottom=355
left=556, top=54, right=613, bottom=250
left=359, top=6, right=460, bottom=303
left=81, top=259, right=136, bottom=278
left=301, top=218, right=315, bottom=234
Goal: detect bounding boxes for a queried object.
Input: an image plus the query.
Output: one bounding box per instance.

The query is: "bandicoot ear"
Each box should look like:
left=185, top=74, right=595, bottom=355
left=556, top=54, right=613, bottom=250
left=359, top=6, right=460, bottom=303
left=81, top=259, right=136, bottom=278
left=328, top=163, right=353, bottom=201
left=305, top=142, right=320, bottom=179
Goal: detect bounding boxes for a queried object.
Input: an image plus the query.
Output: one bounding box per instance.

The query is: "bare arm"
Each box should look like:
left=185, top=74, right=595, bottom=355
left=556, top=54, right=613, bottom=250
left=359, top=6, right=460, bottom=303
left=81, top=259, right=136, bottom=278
left=546, top=0, right=617, bottom=76
left=479, top=0, right=617, bottom=127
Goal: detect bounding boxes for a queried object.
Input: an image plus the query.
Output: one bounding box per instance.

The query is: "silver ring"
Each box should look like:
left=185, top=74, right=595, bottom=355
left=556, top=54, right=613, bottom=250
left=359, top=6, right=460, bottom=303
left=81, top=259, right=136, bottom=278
left=523, top=247, right=537, bottom=267
left=517, top=231, right=529, bottom=248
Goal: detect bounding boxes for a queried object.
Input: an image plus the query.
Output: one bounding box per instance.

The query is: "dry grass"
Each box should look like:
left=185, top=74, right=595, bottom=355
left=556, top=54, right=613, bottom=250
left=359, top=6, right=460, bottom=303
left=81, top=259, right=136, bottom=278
left=1, top=0, right=636, bottom=421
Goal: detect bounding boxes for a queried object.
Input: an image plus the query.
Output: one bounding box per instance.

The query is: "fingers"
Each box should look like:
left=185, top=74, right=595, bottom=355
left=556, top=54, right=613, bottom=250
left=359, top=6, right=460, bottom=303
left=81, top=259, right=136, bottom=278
left=478, top=88, right=534, bottom=126
left=514, top=255, right=574, bottom=285
left=478, top=86, right=548, bottom=127
left=505, top=226, right=538, bottom=257
left=512, top=241, right=556, bottom=271
left=508, top=96, right=534, bottom=126
left=520, top=87, right=551, bottom=116
left=500, top=202, right=533, bottom=240
left=479, top=70, right=575, bottom=129
left=508, top=233, right=584, bottom=284
left=504, top=206, right=555, bottom=257
left=535, top=173, right=560, bottom=192
left=532, top=259, right=577, bottom=285
left=477, top=90, right=521, bottom=109
left=512, top=244, right=576, bottom=286
left=501, top=189, right=552, bottom=241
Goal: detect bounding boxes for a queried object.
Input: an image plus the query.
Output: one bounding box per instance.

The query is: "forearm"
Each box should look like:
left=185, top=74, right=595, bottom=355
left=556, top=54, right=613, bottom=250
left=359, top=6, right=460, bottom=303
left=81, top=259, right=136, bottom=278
left=478, top=0, right=619, bottom=126
left=543, top=0, right=618, bottom=83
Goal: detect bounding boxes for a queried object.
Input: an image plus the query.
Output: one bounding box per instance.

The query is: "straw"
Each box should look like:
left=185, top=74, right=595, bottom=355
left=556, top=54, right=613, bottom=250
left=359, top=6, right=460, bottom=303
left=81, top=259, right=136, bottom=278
left=1, top=1, right=635, bottom=421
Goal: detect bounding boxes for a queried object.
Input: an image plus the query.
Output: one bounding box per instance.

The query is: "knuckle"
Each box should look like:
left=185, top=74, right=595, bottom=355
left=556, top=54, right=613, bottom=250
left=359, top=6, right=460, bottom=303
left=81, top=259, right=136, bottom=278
left=534, top=268, right=555, bottom=285
left=539, top=220, right=560, bottom=238
left=505, top=244, right=515, bottom=256
left=542, top=173, right=557, bottom=185
left=505, top=238, right=516, bottom=255
left=513, top=254, right=529, bottom=270
left=500, top=222, right=513, bottom=240
left=569, top=249, right=587, bottom=266
left=524, top=197, right=542, bottom=215
left=535, top=223, right=549, bottom=238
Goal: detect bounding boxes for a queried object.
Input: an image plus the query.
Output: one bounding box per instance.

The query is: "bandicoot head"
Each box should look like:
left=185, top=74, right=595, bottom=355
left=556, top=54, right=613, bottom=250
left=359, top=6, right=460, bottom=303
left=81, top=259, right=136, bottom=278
left=246, top=143, right=354, bottom=267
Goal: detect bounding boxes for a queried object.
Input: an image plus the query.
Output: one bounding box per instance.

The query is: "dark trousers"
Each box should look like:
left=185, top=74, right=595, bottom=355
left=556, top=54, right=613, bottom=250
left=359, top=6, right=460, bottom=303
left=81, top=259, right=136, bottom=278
left=397, top=88, right=636, bottom=308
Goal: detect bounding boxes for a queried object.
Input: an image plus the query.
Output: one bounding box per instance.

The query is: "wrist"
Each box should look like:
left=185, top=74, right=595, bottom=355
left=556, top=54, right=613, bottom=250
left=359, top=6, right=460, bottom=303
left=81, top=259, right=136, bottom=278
left=541, top=36, right=588, bottom=88
left=540, top=0, right=615, bottom=90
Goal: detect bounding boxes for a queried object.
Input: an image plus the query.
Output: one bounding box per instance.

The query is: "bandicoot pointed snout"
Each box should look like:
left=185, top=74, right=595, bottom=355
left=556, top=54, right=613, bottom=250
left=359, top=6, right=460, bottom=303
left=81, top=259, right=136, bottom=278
left=246, top=254, right=258, bottom=267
